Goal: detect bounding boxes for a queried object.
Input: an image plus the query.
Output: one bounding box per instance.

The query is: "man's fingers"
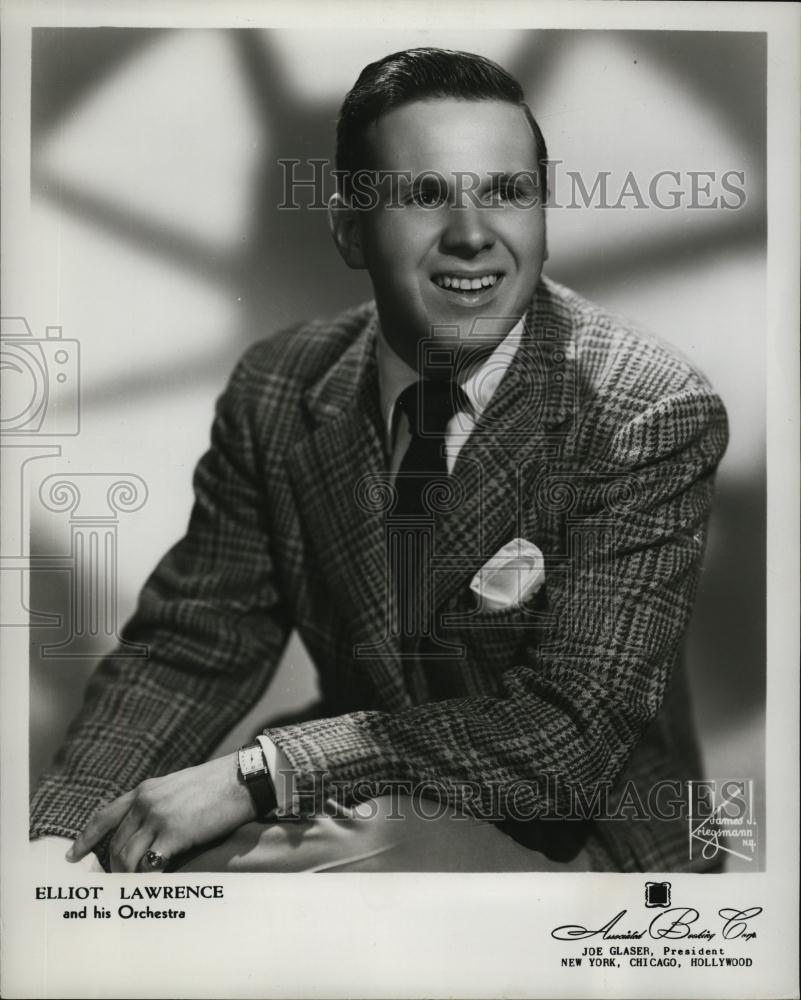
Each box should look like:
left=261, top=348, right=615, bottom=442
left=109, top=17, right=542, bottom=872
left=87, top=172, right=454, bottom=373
left=68, top=792, right=135, bottom=861
left=109, top=804, right=146, bottom=870
left=112, top=826, right=156, bottom=873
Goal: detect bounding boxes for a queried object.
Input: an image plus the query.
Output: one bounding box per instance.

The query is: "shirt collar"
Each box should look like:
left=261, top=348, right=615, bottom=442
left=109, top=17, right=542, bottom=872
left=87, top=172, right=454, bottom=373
left=376, top=317, right=526, bottom=449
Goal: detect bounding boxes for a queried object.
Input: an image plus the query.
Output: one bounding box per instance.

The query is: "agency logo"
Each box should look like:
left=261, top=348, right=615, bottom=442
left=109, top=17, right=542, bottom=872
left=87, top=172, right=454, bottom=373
left=644, top=881, right=671, bottom=908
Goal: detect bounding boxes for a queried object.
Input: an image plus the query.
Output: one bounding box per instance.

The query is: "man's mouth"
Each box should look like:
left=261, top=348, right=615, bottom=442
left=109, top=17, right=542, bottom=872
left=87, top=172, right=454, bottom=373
left=430, top=272, right=505, bottom=307
left=432, top=272, right=501, bottom=291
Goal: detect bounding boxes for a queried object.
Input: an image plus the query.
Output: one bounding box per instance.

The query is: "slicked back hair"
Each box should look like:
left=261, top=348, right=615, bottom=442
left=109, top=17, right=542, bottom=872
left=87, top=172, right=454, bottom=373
left=335, top=47, right=548, bottom=201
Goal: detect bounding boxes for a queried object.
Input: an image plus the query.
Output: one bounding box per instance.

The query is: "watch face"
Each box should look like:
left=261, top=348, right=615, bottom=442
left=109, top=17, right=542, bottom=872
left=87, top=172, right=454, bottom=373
left=240, top=746, right=265, bottom=776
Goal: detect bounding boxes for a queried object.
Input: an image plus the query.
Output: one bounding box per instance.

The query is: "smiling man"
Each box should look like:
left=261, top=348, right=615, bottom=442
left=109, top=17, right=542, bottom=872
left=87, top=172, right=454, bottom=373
left=331, top=96, right=548, bottom=374
left=31, top=48, right=728, bottom=874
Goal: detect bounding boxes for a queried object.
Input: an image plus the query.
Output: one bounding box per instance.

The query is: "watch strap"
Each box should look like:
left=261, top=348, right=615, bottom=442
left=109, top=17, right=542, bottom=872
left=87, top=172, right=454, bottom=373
left=238, top=743, right=277, bottom=820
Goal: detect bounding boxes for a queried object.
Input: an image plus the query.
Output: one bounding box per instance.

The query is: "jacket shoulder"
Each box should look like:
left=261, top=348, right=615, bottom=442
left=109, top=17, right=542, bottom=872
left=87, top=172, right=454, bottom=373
left=539, top=277, right=729, bottom=462
left=541, top=277, right=719, bottom=402
left=234, top=300, right=376, bottom=389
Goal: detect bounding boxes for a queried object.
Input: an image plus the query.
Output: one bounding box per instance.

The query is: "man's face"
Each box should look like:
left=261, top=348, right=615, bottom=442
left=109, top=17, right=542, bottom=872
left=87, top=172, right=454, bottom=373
left=340, top=98, right=547, bottom=374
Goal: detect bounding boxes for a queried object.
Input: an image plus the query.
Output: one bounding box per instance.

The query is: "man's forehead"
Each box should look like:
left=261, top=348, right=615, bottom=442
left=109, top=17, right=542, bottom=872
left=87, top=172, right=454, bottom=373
left=363, top=98, right=539, bottom=173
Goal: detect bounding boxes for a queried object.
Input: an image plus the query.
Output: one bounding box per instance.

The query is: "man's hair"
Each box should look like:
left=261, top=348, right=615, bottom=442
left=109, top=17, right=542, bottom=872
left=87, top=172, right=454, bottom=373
left=335, top=47, right=548, bottom=200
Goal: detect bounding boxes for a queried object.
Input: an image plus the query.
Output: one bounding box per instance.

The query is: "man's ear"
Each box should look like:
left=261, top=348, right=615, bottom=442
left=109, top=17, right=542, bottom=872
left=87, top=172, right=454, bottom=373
left=328, top=192, right=366, bottom=269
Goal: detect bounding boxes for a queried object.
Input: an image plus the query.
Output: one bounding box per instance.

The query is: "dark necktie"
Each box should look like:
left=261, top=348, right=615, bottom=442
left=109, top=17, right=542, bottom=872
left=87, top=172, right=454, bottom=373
left=392, top=379, right=467, bottom=646
left=393, top=378, right=467, bottom=517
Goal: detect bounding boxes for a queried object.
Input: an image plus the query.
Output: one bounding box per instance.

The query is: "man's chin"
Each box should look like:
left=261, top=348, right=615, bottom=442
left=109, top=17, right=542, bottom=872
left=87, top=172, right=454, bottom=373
left=423, top=284, right=531, bottom=336
left=422, top=307, right=523, bottom=350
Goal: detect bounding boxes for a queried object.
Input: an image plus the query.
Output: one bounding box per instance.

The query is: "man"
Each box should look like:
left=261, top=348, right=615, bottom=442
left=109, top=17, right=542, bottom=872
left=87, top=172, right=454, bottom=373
left=30, top=47, right=728, bottom=873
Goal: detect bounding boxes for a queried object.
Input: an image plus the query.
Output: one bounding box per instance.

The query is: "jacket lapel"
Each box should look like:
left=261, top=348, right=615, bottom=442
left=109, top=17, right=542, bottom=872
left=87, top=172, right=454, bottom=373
left=427, top=280, right=577, bottom=627
left=287, top=308, right=413, bottom=711
left=287, top=279, right=577, bottom=696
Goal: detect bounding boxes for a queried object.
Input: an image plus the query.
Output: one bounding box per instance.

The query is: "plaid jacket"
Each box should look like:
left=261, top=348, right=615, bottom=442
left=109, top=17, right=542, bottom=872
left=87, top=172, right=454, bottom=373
left=30, top=277, right=729, bottom=872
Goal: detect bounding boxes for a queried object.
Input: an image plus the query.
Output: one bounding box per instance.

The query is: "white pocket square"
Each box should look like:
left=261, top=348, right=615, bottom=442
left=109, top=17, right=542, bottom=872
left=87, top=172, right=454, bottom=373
left=469, top=538, right=546, bottom=613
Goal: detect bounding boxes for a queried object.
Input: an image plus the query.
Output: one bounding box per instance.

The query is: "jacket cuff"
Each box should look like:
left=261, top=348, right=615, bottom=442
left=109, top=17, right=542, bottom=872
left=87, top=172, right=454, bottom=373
left=30, top=773, right=118, bottom=845
left=266, top=712, right=383, bottom=817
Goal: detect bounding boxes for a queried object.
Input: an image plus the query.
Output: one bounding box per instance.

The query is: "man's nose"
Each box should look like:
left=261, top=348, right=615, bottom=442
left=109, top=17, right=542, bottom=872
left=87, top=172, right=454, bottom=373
left=439, top=204, right=495, bottom=257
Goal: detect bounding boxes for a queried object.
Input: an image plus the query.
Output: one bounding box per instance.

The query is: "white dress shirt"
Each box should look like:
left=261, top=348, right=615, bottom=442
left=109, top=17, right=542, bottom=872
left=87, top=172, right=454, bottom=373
left=377, top=317, right=525, bottom=475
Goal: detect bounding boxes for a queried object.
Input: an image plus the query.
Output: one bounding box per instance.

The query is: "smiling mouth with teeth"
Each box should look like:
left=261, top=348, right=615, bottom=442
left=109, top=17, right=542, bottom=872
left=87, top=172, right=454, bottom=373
left=433, top=273, right=501, bottom=291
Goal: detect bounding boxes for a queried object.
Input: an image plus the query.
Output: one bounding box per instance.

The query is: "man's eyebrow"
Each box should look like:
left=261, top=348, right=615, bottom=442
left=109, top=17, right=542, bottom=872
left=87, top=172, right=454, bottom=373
left=484, top=171, right=537, bottom=186
left=396, top=171, right=537, bottom=187
left=450, top=171, right=539, bottom=188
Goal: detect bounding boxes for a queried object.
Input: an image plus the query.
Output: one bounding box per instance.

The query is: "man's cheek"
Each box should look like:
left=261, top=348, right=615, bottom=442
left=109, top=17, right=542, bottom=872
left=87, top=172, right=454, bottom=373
left=498, top=211, right=546, bottom=252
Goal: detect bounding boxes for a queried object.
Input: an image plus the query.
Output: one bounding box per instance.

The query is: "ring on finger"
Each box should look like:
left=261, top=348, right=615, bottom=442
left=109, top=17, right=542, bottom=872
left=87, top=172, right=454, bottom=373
left=143, top=848, right=165, bottom=871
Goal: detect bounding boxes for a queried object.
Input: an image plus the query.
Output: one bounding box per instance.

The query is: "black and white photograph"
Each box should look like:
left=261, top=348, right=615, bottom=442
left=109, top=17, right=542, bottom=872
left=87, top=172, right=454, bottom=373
left=1, top=1, right=798, bottom=997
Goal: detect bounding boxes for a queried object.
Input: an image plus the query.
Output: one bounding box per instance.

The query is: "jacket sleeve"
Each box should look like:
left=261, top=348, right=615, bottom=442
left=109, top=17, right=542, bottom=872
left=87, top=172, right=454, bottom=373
left=29, top=353, right=292, bottom=844
left=267, top=383, right=729, bottom=824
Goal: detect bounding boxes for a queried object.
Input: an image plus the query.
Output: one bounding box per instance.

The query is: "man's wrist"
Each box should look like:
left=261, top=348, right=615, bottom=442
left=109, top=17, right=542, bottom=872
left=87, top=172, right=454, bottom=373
left=236, top=743, right=277, bottom=820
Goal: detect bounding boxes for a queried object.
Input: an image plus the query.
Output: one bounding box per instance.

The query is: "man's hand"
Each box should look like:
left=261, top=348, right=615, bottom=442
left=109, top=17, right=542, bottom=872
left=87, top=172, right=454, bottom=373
left=66, top=752, right=257, bottom=872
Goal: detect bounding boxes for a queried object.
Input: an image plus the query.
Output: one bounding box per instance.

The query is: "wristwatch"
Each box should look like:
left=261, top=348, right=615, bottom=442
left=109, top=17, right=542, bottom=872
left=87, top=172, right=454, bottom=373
left=237, top=743, right=277, bottom=820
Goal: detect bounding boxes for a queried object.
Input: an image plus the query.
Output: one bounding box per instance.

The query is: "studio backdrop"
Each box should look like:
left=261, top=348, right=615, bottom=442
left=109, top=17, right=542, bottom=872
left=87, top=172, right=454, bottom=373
left=16, top=27, right=766, bottom=870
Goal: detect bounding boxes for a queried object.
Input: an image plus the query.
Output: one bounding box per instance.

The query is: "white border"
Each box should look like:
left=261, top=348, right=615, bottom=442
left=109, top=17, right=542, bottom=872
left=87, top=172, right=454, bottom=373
left=1, top=2, right=798, bottom=998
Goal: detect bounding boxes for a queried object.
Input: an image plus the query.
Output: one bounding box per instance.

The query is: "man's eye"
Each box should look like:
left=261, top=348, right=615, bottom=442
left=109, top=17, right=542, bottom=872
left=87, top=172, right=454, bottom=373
left=486, top=181, right=536, bottom=206
left=410, top=187, right=447, bottom=208
left=488, top=186, right=515, bottom=204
